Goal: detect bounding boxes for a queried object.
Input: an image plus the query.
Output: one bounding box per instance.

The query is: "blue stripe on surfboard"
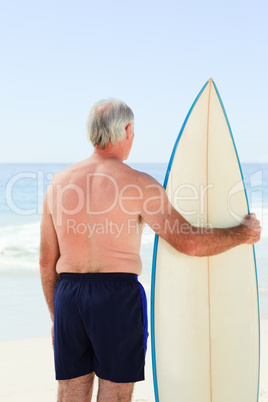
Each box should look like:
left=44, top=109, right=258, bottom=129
left=151, top=234, right=159, bottom=401
left=212, top=80, right=260, bottom=402
left=150, top=79, right=209, bottom=402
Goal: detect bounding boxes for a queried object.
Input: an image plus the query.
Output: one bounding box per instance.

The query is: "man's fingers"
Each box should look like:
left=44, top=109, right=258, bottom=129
left=241, top=213, right=262, bottom=244
left=251, top=218, right=261, bottom=228
left=242, top=213, right=262, bottom=240
left=51, top=322, right=54, bottom=349
left=243, top=213, right=259, bottom=225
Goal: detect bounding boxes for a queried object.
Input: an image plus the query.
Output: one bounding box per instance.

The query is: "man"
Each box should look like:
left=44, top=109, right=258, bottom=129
left=40, top=99, right=261, bottom=402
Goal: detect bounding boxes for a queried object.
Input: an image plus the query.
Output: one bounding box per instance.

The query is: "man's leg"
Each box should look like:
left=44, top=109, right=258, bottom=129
left=97, top=378, right=134, bottom=402
left=57, top=372, right=95, bottom=402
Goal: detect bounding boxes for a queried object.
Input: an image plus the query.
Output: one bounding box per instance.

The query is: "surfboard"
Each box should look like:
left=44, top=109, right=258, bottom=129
left=151, top=79, right=260, bottom=402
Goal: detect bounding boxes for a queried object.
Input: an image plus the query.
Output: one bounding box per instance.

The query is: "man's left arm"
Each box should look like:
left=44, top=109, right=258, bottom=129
left=39, top=186, right=60, bottom=323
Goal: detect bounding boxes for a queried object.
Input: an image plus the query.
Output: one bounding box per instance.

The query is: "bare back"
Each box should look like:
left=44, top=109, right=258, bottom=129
left=47, top=156, right=145, bottom=275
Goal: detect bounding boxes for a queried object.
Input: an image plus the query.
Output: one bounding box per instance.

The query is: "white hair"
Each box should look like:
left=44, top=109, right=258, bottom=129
left=86, top=98, right=134, bottom=149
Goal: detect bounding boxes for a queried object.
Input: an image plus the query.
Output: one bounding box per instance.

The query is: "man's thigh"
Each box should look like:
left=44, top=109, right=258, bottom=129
left=57, top=372, right=95, bottom=402
left=97, top=378, right=134, bottom=402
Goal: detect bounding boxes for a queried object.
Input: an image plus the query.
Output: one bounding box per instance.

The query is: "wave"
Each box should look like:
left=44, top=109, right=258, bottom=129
left=0, top=221, right=40, bottom=271
left=141, top=225, right=155, bottom=245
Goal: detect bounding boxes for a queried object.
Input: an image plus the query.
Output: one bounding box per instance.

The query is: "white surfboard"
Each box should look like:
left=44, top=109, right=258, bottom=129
left=151, top=79, right=260, bottom=402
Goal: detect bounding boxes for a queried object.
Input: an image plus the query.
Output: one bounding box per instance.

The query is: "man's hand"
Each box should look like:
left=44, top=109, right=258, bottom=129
left=51, top=321, right=54, bottom=349
left=241, top=213, right=261, bottom=244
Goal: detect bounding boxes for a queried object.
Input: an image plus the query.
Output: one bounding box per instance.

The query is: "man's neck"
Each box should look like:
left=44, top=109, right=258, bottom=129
left=92, top=142, right=125, bottom=161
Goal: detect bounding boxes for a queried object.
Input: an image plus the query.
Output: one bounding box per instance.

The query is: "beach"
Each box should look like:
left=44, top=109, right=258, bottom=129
left=0, top=320, right=267, bottom=401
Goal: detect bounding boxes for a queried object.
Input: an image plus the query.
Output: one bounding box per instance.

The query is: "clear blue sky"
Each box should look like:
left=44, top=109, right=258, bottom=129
left=1, top=0, right=267, bottom=163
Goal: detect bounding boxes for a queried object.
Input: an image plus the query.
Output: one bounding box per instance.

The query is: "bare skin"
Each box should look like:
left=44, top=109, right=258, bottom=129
left=57, top=373, right=134, bottom=402
left=40, top=123, right=261, bottom=401
left=57, top=373, right=95, bottom=402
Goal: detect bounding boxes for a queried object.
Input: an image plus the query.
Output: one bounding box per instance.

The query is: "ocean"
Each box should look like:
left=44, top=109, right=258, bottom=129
left=0, top=162, right=267, bottom=341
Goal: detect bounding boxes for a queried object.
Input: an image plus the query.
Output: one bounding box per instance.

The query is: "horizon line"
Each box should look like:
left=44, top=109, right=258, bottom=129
left=0, top=161, right=267, bottom=165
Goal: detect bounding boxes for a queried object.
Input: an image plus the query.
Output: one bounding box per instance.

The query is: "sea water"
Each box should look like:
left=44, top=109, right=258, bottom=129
left=0, top=162, right=267, bottom=340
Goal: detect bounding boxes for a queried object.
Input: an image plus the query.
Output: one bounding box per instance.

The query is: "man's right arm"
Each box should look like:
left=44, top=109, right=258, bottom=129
left=138, top=174, right=261, bottom=257
left=174, top=214, right=260, bottom=257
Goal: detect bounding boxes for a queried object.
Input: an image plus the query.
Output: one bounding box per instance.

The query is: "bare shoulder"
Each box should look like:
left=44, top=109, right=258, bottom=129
left=124, top=164, right=161, bottom=187
left=49, top=158, right=89, bottom=184
left=133, top=170, right=165, bottom=198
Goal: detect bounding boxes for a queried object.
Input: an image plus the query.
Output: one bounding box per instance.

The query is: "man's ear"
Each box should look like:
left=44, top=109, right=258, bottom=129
left=125, top=123, right=133, bottom=139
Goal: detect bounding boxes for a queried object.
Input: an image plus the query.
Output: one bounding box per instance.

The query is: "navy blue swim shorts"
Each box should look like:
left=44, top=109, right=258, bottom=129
left=53, top=272, right=148, bottom=383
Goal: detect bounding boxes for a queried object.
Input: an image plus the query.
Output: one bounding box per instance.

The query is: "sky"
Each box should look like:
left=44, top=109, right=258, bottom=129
left=1, top=0, right=267, bottom=164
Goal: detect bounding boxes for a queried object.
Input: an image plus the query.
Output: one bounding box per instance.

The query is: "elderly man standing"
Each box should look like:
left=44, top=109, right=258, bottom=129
left=40, top=99, right=261, bottom=402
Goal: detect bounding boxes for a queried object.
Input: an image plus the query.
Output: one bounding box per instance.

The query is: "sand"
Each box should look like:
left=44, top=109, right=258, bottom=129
left=0, top=320, right=267, bottom=401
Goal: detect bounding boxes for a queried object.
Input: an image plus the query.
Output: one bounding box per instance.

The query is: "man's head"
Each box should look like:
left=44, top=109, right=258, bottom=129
left=86, top=99, right=134, bottom=149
